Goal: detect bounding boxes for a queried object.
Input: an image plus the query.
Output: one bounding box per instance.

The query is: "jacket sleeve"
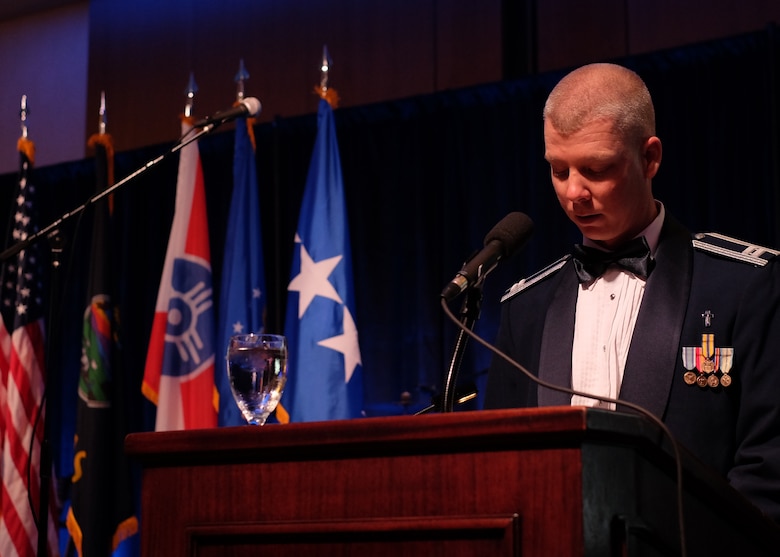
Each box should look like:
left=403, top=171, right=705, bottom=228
left=728, top=256, right=780, bottom=523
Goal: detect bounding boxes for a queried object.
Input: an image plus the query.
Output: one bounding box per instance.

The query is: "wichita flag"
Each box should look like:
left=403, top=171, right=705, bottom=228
left=216, top=117, right=272, bottom=426
left=66, top=132, right=138, bottom=556
left=142, top=117, right=218, bottom=431
left=0, top=136, right=59, bottom=556
left=283, top=97, right=363, bottom=422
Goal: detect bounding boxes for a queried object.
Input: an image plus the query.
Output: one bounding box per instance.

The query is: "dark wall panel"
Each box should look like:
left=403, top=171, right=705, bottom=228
left=86, top=0, right=503, bottom=154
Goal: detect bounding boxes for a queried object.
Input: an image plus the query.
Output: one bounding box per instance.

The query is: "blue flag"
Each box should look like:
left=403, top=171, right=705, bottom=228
left=283, top=98, right=363, bottom=422
left=216, top=117, right=268, bottom=426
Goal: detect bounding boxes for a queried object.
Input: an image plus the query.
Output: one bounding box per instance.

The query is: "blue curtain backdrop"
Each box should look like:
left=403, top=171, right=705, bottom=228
left=0, top=27, right=778, bottom=502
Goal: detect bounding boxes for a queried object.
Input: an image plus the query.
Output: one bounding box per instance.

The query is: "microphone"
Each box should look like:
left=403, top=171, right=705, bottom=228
left=441, top=212, right=534, bottom=302
left=193, top=97, right=262, bottom=128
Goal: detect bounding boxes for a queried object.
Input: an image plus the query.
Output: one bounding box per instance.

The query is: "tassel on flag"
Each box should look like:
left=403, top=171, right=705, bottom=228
left=0, top=95, right=60, bottom=556
left=282, top=49, right=363, bottom=422
left=142, top=77, right=218, bottom=431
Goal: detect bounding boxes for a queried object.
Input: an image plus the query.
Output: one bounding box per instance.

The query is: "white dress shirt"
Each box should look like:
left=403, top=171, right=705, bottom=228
left=570, top=203, right=664, bottom=409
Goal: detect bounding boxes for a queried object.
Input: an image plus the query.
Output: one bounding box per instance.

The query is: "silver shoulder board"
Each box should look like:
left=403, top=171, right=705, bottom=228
left=500, top=255, right=570, bottom=303
left=692, top=232, right=780, bottom=267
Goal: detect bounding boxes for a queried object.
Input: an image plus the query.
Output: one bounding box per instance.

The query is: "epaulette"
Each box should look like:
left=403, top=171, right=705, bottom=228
left=692, top=232, right=779, bottom=267
left=500, top=255, right=570, bottom=303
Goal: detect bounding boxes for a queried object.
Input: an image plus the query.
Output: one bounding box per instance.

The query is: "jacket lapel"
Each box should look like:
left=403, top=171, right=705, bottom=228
left=537, top=261, right=579, bottom=406
left=618, top=215, right=692, bottom=417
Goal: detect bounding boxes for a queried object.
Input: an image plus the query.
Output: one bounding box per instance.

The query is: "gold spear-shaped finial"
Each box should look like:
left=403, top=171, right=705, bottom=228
left=235, top=58, right=250, bottom=102
left=184, top=72, right=198, bottom=118
left=315, top=44, right=339, bottom=108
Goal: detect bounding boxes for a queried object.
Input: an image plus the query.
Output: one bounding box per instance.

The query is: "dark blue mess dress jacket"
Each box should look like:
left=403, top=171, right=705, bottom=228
left=484, top=212, right=780, bottom=524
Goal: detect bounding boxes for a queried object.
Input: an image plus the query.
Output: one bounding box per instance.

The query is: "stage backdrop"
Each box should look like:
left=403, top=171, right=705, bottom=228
left=0, top=27, right=778, bottom=489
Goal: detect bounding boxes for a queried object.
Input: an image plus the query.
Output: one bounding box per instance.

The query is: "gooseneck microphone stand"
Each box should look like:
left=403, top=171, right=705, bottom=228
left=0, top=123, right=219, bottom=557
left=439, top=284, right=483, bottom=413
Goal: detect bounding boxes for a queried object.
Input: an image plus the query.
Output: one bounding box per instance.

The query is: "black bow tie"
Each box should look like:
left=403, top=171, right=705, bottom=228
left=571, top=236, right=655, bottom=283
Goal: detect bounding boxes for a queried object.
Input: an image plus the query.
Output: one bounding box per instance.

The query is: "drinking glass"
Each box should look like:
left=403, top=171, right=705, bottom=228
left=226, top=333, right=287, bottom=425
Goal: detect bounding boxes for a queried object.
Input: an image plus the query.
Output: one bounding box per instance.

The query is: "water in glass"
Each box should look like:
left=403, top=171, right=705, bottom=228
left=226, top=333, right=287, bottom=425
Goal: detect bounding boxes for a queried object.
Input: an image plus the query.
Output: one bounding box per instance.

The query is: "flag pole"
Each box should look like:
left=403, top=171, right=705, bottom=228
left=235, top=58, right=249, bottom=102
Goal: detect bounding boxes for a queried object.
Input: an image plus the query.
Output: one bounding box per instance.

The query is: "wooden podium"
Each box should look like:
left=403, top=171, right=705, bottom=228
left=125, top=407, right=780, bottom=556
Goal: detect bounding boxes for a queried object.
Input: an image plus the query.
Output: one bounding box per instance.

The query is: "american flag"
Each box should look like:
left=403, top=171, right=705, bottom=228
left=0, top=136, right=59, bottom=556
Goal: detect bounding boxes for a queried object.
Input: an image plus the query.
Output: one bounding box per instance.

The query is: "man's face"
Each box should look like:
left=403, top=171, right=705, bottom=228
left=544, top=118, right=659, bottom=249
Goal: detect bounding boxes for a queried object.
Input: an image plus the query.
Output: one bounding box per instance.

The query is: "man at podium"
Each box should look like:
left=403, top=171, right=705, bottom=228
left=483, top=62, right=780, bottom=525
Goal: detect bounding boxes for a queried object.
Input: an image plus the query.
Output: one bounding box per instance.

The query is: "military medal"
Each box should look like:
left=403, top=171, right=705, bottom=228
left=681, top=346, right=698, bottom=384
left=680, top=310, right=735, bottom=389
left=719, top=347, right=734, bottom=387
left=700, top=333, right=716, bottom=373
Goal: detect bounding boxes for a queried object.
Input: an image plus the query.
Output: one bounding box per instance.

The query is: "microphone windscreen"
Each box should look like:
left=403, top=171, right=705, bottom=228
left=241, top=97, right=262, bottom=117
left=484, top=212, right=534, bottom=257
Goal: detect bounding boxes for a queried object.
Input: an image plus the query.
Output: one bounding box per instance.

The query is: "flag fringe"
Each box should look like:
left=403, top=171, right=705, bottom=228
left=65, top=507, right=83, bottom=557
left=141, top=380, right=158, bottom=405
left=87, top=133, right=117, bottom=214
left=275, top=403, right=290, bottom=424
left=87, top=133, right=116, bottom=183
left=111, top=515, right=139, bottom=552
left=17, top=137, right=35, bottom=165
left=314, top=85, right=340, bottom=109
left=246, top=118, right=256, bottom=151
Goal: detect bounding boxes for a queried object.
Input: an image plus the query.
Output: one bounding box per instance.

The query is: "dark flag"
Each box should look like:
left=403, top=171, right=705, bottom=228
left=65, top=132, right=138, bottom=556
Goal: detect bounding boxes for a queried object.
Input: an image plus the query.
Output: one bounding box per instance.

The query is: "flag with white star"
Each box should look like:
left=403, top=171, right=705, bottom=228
left=142, top=117, right=218, bottom=431
left=216, top=116, right=278, bottom=426
left=0, top=135, right=59, bottom=556
left=283, top=97, right=363, bottom=422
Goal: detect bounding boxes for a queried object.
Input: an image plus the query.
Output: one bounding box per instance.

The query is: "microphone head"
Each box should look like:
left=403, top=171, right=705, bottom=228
left=241, top=97, right=262, bottom=117
left=484, top=211, right=534, bottom=257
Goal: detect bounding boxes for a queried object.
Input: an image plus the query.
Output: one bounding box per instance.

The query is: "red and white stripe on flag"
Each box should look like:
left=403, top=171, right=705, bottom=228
left=0, top=319, right=59, bottom=556
left=0, top=139, right=59, bottom=555
left=142, top=119, right=218, bottom=431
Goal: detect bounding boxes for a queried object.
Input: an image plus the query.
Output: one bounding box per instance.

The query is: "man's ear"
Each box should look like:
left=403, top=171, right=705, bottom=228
left=644, top=136, right=662, bottom=179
